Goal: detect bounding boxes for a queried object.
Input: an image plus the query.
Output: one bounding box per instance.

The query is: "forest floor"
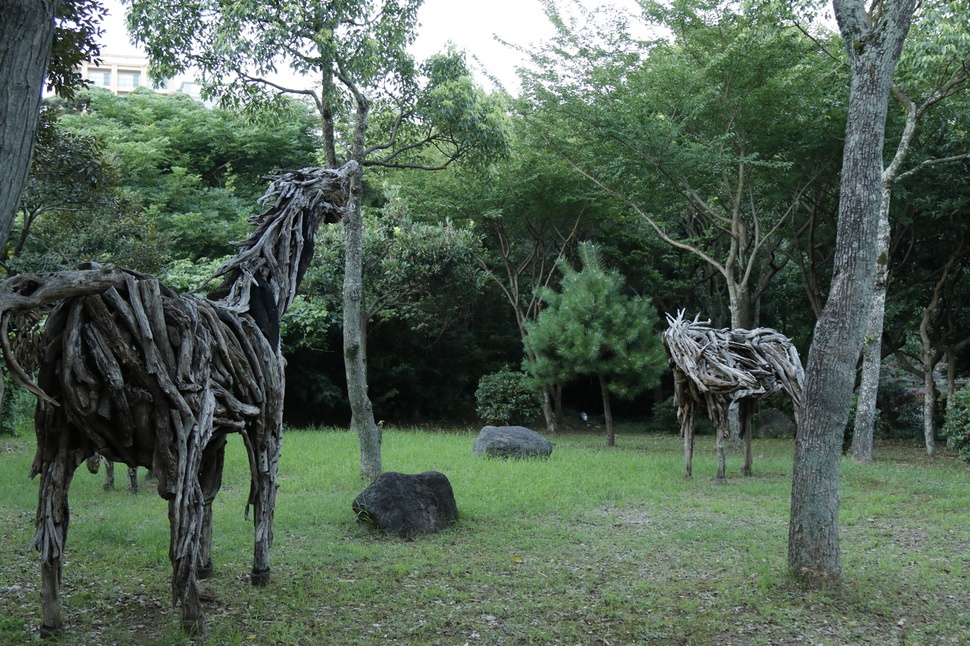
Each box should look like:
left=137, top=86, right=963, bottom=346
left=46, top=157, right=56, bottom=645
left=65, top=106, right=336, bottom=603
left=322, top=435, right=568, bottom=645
left=1, top=426, right=968, bottom=645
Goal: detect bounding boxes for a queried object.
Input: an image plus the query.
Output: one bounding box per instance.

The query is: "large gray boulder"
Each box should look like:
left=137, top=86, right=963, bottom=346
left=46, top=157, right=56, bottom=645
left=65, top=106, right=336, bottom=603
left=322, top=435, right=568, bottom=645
left=353, top=471, right=458, bottom=538
left=472, top=425, right=553, bottom=459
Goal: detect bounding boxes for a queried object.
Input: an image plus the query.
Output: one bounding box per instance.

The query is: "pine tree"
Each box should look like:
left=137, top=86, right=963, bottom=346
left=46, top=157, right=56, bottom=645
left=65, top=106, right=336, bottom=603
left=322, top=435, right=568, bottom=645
left=523, top=242, right=666, bottom=446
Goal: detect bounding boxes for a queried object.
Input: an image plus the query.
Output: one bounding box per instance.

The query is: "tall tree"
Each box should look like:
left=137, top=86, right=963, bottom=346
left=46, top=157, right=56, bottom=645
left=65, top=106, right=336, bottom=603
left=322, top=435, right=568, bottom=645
left=1, top=0, right=106, bottom=254
left=523, top=242, right=666, bottom=446
left=851, top=0, right=970, bottom=461
left=0, top=1, right=59, bottom=253
left=788, top=0, right=915, bottom=585
left=127, top=0, right=508, bottom=480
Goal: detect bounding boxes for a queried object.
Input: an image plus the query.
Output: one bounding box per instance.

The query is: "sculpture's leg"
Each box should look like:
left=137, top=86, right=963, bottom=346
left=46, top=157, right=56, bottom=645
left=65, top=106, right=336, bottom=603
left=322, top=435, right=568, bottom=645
left=168, top=483, right=204, bottom=634
left=716, top=410, right=731, bottom=484
left=127, top=466, right=138, bottom=493
left=674, top=372, right=695, bottom=479
left=103, top=458, right=115, bottom=490
left=741, top=400, right=754, bottom=477
left=250, top=424, right=280, bottom=587
left=197, top=436, right=227, bottom=579
left=682, top=405, right=695, bottom=480
left=34, top=447, right=79, bottom=637
left=716, top=423, right=727, bottom=482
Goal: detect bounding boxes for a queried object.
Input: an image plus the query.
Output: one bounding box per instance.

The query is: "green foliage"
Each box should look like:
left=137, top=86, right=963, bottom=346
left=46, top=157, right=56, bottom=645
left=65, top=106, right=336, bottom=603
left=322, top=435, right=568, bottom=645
left=128, top=0, right=423, bottom=114
left=523, top=242, right=666, bottom=399
left=127, top=1, right=509, bottom=171
left=475, top=366, right=542, bottom=425
left=46, top=88, right=318, bottom=261
left=47, top=0, right=106, bottom=98
left=646, top=396, right=681, bottom=435
left=0, top=378, right=35, bottom=437
left=942, top=382, right=970, bottom=463
left=307, top=192, right=484, bottom=334
left=10, top=107, right=171, bottom=273
left=522, top=0, right=845, bottom=333
left=875, top=381, right=924, bottom=440
left=280, top=295, right=335, bottom=351
left=159, top=256, right=230, bottom=292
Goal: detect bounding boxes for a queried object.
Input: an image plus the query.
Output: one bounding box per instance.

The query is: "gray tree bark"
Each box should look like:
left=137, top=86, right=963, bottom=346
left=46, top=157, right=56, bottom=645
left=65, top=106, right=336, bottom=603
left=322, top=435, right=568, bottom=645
left=0, top=0, right=57, bottom=251
left=344, top=92, right=382, bottom=482
left=789, top=0, right=915, bottom=585
left=851, top=190, right=891, bottom=462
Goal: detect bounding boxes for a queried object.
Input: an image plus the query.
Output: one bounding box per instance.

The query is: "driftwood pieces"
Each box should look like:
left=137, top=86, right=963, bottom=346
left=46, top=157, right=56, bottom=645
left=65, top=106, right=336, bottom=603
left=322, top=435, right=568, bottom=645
left=0, top=161, right=356, bottom=636
left=663, top=311, right=804, bottom=480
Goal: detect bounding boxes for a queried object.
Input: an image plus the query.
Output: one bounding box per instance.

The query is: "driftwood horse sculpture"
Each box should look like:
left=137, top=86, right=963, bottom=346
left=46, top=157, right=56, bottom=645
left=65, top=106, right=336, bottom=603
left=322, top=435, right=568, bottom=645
left=662, top=311, right=804, bottom=481
left=0, top=162, right=355, bottom=635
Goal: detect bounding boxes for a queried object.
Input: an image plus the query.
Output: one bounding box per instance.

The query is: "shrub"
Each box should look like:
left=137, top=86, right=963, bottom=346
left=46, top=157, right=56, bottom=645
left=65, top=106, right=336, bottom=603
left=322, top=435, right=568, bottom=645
left=475, top=367, right=541, bottom=426
left=942, top=382, right=970, bottom=464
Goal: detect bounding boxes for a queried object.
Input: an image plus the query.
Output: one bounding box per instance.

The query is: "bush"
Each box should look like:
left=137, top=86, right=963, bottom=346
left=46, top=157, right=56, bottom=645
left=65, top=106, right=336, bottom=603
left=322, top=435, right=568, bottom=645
left=942, top=382, right=970, bottom=464
left=475, top=367, right=541, bottom=426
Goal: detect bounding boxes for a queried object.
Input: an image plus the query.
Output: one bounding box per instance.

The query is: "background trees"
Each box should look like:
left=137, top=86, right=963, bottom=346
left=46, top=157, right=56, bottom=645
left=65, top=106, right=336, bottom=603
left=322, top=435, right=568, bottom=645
left=850, top=0, right=970, bottom=461
left=7, top=1, right=968, bottom=468
left=522, top=0, right=846, bottom=330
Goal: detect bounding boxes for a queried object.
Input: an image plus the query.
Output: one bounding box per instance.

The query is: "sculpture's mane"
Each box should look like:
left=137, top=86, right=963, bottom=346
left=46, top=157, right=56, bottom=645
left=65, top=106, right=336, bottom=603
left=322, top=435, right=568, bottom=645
left=202, top=163, right=354, bottom=315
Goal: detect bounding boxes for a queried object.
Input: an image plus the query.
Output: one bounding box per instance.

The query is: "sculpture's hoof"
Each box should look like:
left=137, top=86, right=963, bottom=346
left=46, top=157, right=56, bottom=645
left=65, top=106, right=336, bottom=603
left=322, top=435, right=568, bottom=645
left=39, top=623, right=63, bottom=640
left=251, top=568, right=271, bottom=586
left=181, top=616, right=204, bottom=636
left=197, top=561, right=214, bottom=579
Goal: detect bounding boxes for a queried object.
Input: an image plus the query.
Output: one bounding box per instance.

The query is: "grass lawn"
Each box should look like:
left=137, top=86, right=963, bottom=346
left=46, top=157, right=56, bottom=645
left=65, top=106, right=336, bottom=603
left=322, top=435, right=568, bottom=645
left=1, top=426, right=968, bottom=645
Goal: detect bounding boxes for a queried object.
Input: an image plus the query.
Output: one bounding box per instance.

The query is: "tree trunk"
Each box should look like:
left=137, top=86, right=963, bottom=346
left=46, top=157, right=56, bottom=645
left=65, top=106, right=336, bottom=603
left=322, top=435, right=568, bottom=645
left=344, top=171, right=382, bottom=481
left=789, top=0, right=914, bottom=586
left=851, top=189, right=891, bottom=462
left=343, top=97, right=382, bottom=480
left=599, top=373, right=615, bottom=447
left=921, top=349, right=938, bottom=456
left=540, top=388, right=558, bottom=434
left=0, top=0, right=57, bottom=251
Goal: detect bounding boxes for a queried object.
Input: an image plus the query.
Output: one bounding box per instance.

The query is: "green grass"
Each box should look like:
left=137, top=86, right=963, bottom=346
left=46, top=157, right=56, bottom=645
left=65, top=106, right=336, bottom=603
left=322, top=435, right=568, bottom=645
left=1, top=427, right=969, bottom=645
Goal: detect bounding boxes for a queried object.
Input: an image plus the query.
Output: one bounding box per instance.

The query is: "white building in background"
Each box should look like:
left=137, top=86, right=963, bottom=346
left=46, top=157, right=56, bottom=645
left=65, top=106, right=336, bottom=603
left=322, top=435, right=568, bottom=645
left=77, top=53, right=201, bottom=99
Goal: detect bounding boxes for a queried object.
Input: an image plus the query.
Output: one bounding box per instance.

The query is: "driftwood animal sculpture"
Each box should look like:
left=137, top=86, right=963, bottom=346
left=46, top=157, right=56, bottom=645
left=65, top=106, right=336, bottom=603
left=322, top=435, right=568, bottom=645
left=662, top=311, right=804, bottom=480
left=0, top=162, right=355, bottom=636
